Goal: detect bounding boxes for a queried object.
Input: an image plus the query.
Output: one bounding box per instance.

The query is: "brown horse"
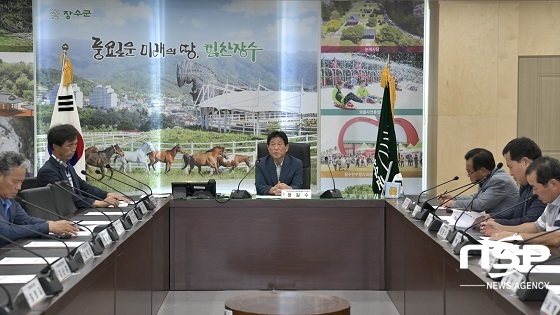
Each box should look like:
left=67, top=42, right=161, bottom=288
left=148, top=144, right=184, bottom=173
left=217, top=154, right=251, bottom=172
left=85, top=145, right=98, bottom=154
left=188, top=146, right=228, bottom=175
left=85, top=144, right=124, bottom=178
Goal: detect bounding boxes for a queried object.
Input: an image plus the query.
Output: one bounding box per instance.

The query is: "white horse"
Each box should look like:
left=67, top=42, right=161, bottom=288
left=114, top=142, right=155, bottom=173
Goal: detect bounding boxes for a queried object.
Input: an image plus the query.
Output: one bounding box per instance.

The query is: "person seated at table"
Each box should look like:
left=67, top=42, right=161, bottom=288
left=36, top=124, right=130, bottom=209
left=482, top=156, right=560, bottom=246
left=0, top=151, right=78, bottom=246
left=255, top=131, right=303, bottom=196
left=473, top=137, right=545, bottom=226
left=439, top=148, right=518, bottom=214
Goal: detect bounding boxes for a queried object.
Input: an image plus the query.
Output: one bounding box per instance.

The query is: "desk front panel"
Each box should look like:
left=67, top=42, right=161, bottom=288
left=170, top=198, right=385, bottom=290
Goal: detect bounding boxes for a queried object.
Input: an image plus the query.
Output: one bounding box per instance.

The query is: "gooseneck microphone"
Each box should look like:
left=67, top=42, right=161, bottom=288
left=104, top=164, right=155, bottom=209
left=515, top=226, right=560, bottom=247
left=417, top=175, right=459, bottom=204
left=320, top=156, right=343, bottom=199
left=0, top=217, right=79, bottom=273
left=53, top=180, right=121, bottom=241
left=230, top=160, right=260, bottom=199
left=15, top=196, right=104, bottom=256
left=0, top=233, right=63, bottom=296
left=452, top=194, right=539, bottom=255
left=82, top=170, right=144, bottom=221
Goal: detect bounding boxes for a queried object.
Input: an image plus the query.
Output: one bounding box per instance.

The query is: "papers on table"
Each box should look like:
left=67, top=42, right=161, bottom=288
left=75, top=221, right=111, bottom=226
left=142, top=194, right=169, bottom=198
left=76, top=231, right=92, bottom=237
left=83, top=212, right=123, bottom=216
left=0, top=257, right=59, bottom=265
left=0, top=275, right=36, bottom=284
left=108, top=202, right=130, bottom=208
left=254, top=195, right=281, bottom=199
left=451, top=209, right=486, bottom=228
left=24, top=241, right=83, bottom=248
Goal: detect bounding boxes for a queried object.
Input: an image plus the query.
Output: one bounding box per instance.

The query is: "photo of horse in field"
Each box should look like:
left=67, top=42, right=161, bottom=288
left=85, top=144, right=124, bottom=178
left=187, top=146, right=228, bottom=175
left=217, top=154, right=252, bottom=172
left=148, top=143, right=185, bottom=173
left=114, top=142, right=155, bottom=173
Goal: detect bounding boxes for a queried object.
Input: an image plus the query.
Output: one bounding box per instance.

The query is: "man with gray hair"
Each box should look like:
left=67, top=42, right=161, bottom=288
left=0, top=151, right=77, bottom=246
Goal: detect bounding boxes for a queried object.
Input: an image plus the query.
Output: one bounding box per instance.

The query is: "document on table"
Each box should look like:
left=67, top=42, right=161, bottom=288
left=24, top=241, right=83, bottom=248
left=75, top=221, right=112, bottom=226
left=0, top=275, right=36, bottom=284
left=254, top=195, right=281, bottom=199
left=0, top=257, right=60, bottom=265
left=451, top=209, right=486, bottom=228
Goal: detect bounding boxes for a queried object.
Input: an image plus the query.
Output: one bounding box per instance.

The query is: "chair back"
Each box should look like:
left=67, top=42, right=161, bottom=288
left=48, top=182, right=79, bottom=217
left=21, top=176, right=38, bottom=192
left=257, top=142, right=311, bottom=189
left=18, top=186, right=60, bottom=221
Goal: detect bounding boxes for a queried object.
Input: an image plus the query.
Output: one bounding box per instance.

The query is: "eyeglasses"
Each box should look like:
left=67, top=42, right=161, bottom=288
left=466, top=168, right=479, bottom=176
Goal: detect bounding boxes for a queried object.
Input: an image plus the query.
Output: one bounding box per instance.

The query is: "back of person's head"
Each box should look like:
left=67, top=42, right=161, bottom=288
left=526, top=156, right=560, bottom=186
left=47, top=124, right=79, bottom=150
left=464, top=148, right=495, bottom=171
left=502, top=137, right=542, bottom=161
left=267, top=131, right=288, bottom=146
left=0, top=151, right=30, bottom=176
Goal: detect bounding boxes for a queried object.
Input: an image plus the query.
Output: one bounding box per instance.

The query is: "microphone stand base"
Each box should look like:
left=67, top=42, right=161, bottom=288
left=230, top=190, right=252, bottom=199
left=38, top=271, right=63, bottom=296
left=320, top=189, right=343, bottom=199
left=517, top=286, right=548, bottom=301
left=427, top=218, right=443, bottom=231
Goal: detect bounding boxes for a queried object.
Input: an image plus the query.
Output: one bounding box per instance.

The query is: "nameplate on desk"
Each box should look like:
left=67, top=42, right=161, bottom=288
left=149, top=195, right=157, bottom=204
left=451, top=232, right=464, bottom=247
left=424, top=213, right=434, bottom=228
left=281, top=189, right=311, bottom=199
left=98, top=229, right=113, bottom=247
left=437, top=223, right=451, bottom=241
left=224, top=310, right=233, bottom=315
left=138, top=202, right=148, bottom=215
left=113, top=220, right=126, bottom=236
left=52, top=258, right=72, bottom=283
left=411, top=204, right=422, bottom=217
left=21, top=278, right=47, bottom=309
left=384, top=182, right=400, bottom=199
left=541, top=290, right=560, bottom=315
left=77, top=242, right=94, bottom=263
left=402, top=197, right=411, bottom=210
left=500, top=269, right=526, bottom=295
left=128, top=210, right=139, bottom=225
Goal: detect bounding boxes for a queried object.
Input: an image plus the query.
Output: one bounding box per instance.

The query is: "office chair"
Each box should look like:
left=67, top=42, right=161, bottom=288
left=256, top=142, right=311, bottom=189
left=48, top=182, right=79, bottom=217
left=18, top=186, right=60, bottom=221
left=20, top=176, right=38, bottom=192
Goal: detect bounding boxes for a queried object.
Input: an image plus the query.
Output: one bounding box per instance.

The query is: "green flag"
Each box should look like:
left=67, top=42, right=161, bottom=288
left=372, top=84, right=400, bottom=195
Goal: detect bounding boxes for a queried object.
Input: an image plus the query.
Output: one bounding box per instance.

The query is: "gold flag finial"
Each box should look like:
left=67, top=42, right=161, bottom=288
left=60, top=44, right=73, bottom=86
left=380, top=54, right=396, bottom=116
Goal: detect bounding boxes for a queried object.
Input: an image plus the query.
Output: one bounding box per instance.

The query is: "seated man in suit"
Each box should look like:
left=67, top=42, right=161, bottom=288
left=255, top=131, right=303, bottom=195
left=37, top=124, right=130, bottom=208
left=439, top=148, right=518, bottom=214
left=483, top=156, right=560, bottom=246
left=475, top=137, right=545, bottom=226
left=0, top=151, right=78, bottom=246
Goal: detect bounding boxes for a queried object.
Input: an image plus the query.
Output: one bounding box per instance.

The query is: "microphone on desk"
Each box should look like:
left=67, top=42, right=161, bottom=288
left=53, top=180, right=121, bottom=242
left=0, top=284, right=15, bottom=315
left=82, top=170, right=144, bottom=221
left=104, top=164, right=156, bottom=210
left=0, top=231, right=63, bottom=296
left=452, top=194, right=539, bottom=256
left=413, top=175, right=459, bottom=209
left=447, top=163, right=503, bottom=244
left=15, top=196, right=104, bottom=256
left=320, top=157, right=343, bottom=199
left=0, top=216, right=80, bottom=274
left=230, top=160, right=260, bottom=199
left=516, top=254, right=560, bottom=301
left=412, top=176, right=460, bottom=220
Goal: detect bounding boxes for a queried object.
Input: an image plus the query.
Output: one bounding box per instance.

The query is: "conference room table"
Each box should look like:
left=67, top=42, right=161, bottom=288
left=0, top=197, right=170, bottom=315
left=1, top=194, right=558, bottom=315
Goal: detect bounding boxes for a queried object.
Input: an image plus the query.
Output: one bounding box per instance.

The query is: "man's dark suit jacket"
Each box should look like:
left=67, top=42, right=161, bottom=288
left=255, top=154, right=303, bottom=195
left=37, top=156, right=108, bottom=209
left=0, top=199, right=48, bottom=246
